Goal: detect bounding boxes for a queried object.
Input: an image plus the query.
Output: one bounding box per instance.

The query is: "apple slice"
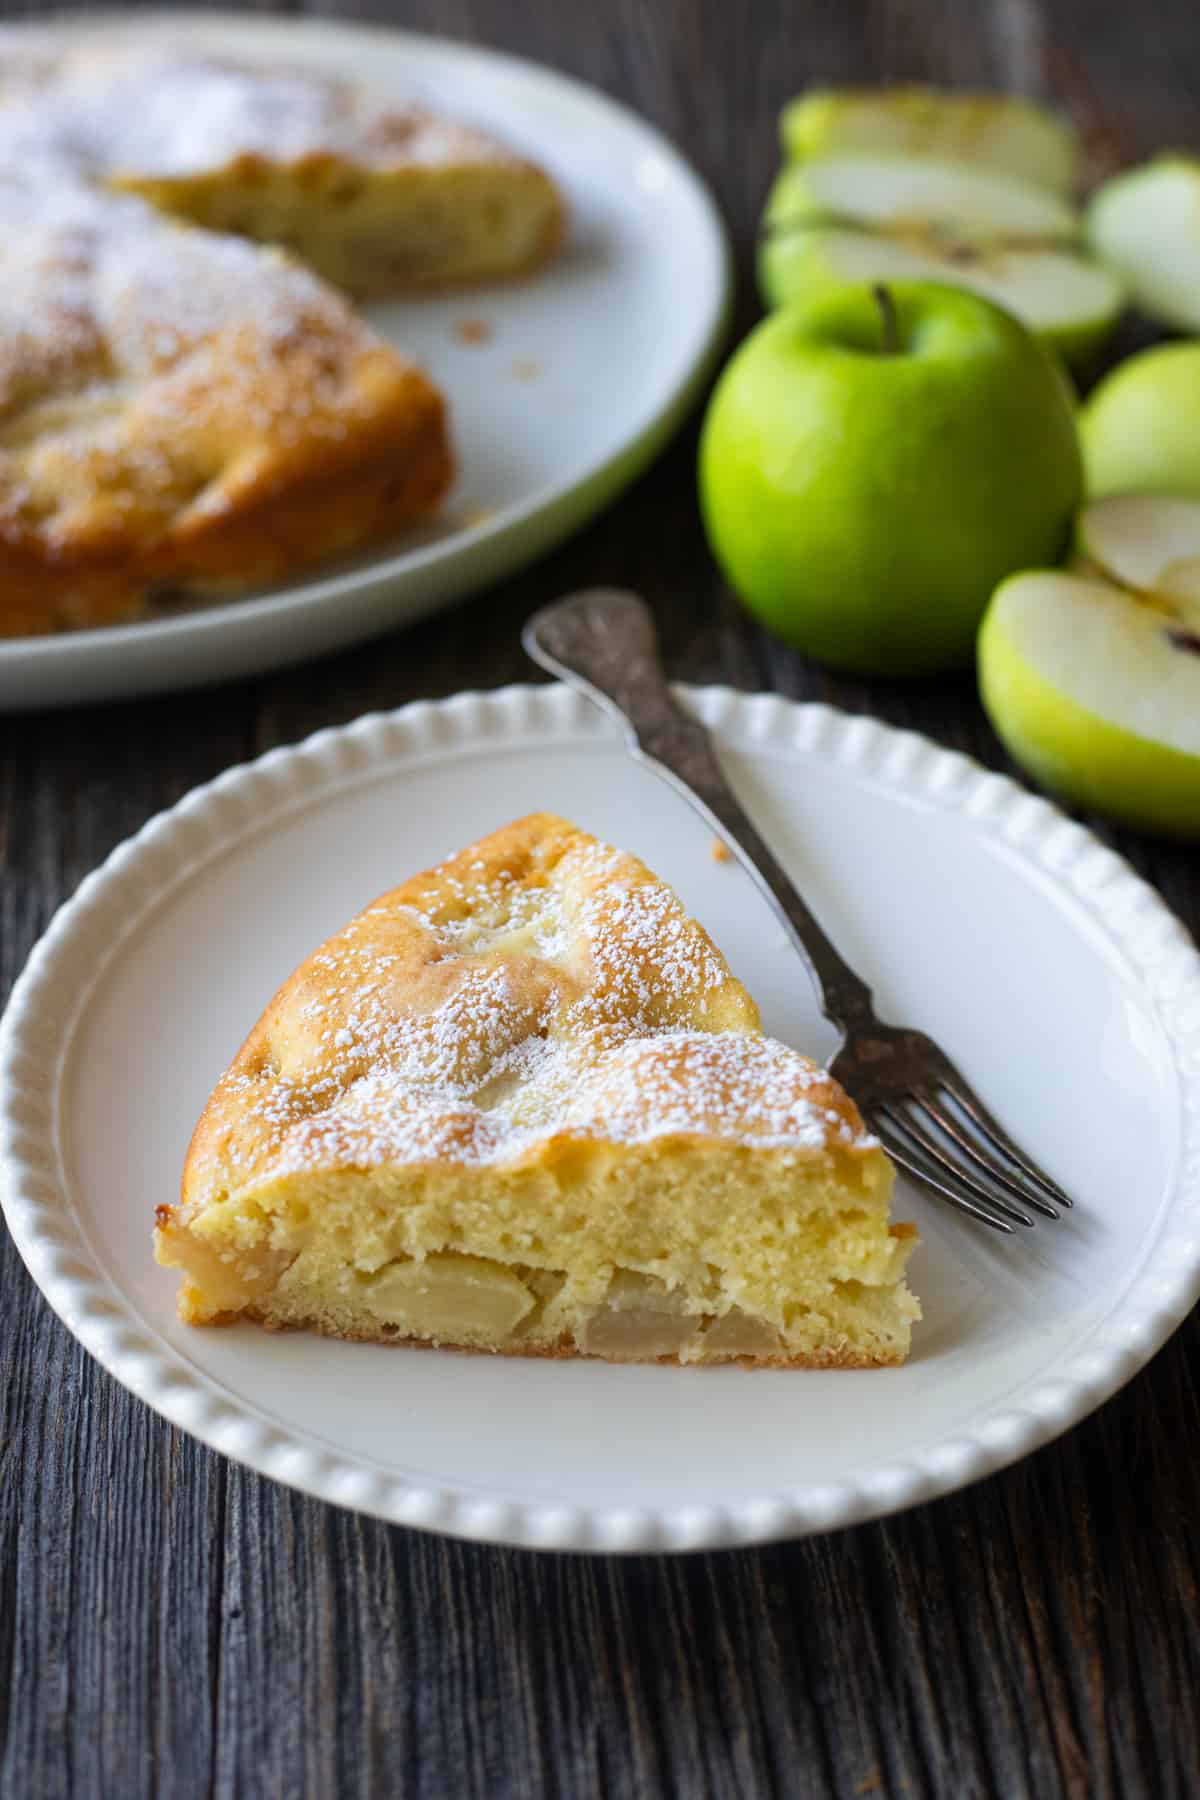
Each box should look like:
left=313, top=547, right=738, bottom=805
left=780, top=88, right=1080, bottom=195
left=761, top=154, right=1118, bottom=364
left=979, top=570, right=1200, bottom=836
left=759, top=226, right=1122, bottom=365
left=1076, top=495, right=1200, bottom=595
left=766, top=153, right=1078, bottom=241
left=1087, top=157, right=1200, bottom=332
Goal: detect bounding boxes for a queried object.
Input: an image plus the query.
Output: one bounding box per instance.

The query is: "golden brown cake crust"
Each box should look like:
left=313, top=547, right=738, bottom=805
left=0, top=183, right=453, bottom=635
left=206, top=1312, right=910, bottom=1369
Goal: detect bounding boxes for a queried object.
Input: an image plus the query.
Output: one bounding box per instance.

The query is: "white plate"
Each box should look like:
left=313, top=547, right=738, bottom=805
left=0, top=13, right=729, bottom=711
left=3, top=685, right=1199, bottom=1553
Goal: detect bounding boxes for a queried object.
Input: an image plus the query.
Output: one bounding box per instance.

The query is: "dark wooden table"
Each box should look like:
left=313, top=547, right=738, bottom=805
left=2, top=2, right=1198, bottom=1794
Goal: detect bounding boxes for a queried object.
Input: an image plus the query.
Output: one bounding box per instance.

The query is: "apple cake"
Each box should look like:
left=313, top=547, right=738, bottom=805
left=0, top=45, right=565, bottom=297
left=155, top=815, right=919, bottom=1367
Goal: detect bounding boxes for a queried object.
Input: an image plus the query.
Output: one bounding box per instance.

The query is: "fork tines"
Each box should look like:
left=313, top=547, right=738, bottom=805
left=870, top=1086, right=1071, bottom=1234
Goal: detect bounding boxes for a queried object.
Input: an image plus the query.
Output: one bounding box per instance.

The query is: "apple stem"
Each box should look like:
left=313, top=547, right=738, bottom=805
left=873, top=283, right=900, bottom=355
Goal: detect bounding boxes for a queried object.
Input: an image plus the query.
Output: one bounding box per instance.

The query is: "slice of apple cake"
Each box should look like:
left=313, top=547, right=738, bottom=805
left=155, top=814, right=919, bottom=1366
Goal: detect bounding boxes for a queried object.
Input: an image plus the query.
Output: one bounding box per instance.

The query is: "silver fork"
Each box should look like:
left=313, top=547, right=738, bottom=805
left=523, top=588, right=1072, bottom=1233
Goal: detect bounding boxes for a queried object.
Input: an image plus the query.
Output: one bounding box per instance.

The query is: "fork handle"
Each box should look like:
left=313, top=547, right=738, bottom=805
left=522, top=588, right=874, bottom=1032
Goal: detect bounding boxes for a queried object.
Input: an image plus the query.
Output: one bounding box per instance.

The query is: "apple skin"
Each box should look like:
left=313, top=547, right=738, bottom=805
left=1080, top=342, right=1200, bottom=498
left=698, top=282, right=1083, bottom=675
left=979, top=582, right=1200, bottom=836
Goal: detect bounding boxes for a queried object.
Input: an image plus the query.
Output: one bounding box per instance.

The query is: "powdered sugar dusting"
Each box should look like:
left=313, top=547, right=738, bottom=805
left=561, top=1032, right=836, bottom=1149
left=578, top=867, right=732, bottom=1020
left=190, top=821, right=876, bottom=1197
left=0, top=166, right=367, bottom=376
left=0, top=164, right=387, bottom=547
left=0, top=47, right=517, bottom=180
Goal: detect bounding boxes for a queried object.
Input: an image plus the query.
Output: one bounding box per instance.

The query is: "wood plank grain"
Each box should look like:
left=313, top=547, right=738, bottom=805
left=0, top=2, right=1198, bottom=1798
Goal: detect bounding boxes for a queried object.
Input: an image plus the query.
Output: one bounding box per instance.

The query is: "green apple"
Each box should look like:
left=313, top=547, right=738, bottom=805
left=1076, top=494, right=1200, bottom=594
left=698, top=281, right=1083, bottom=676
left=1079, top=342, right=1200, bottom=498
left=979, top=571, right=1200, bottom=835
left=780, top=88, right=1080, bottom=195
left=1087, top=157, right=1200, bottom=331
left=760, top=154, right=1121, bottom=365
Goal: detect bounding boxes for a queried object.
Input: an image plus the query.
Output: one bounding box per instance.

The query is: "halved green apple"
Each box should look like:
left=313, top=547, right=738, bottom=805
left=1076, top=494, right=1200, bottom=594
left=780, top=88, right=1080, bottom=195
left=979, top=569, right=1200, bottom=836
left=760, top=154, right=1121, bottom=364
left=1087, top=157, right=1200, bottom=332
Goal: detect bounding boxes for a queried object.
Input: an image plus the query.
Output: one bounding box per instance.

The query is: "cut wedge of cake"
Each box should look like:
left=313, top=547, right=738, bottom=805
left=156, top=816, right=919, bottom=1366
left=0, top=46, right=565, bottom=297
